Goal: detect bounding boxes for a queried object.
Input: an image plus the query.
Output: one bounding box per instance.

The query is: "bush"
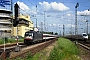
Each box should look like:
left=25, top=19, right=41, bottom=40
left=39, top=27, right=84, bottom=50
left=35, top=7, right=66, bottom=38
left=48, top=47, right=65, bottom=60
left=0, top=38, right=24, bottom=45
left=0, top=39, right=4, bottom=44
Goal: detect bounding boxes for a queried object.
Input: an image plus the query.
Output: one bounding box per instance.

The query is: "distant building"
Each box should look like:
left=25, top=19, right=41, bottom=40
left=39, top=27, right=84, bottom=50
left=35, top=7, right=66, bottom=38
left=0, top=9, right=12, bottom=38
left=12, top=14, right=34, bottom=37
left=0, top=9, right=34, bottom=38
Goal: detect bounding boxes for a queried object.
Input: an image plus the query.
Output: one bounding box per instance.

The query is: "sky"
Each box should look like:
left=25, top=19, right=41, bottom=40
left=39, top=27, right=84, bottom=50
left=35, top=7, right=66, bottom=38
left=0, top=0, right=90, bottom=35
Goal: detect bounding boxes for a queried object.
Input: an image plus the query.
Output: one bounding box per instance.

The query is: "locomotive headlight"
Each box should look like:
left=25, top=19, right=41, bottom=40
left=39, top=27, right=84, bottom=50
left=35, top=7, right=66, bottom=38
left=32, top=33, right=33, bottom=36
left=30, top=36, right=33, bottom=39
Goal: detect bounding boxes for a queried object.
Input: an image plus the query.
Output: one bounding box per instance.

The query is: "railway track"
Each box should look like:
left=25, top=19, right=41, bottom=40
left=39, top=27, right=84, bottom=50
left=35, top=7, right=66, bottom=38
left=0, top=38, right=57, bottom=60
left=0, top=42, right=24, bottom=48
left=77, top=40, right=90, bottom=51
left=0, top=42, right=26, bottom=60
left=65, top=35, right=90, bottom=51
left=0, top=42, right=25, bottom=52
left=10, top=39, right=56, bottom=59
left=70, top=38, right=90, bottom=52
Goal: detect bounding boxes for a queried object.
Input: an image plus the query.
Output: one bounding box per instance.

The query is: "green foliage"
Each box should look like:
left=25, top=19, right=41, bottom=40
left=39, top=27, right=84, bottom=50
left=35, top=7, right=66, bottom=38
left=48, top=47, right=65, bottom=60
left=48, top=38, right=80, bottom=60
left=55, top=32, right=58, bottom=35
left=0, top=39, right=4, bottom=44
left=26, top=52, right=33, bottom=59
left=58, top=38, right=79, bottom=55
left=7, top=57, right=22, bottom=60
left=0, top=38, right=24, bottom=44
left=18, top=38, right=24, bottom=42
left=42, top=31, right=53, bottom=34
left=8, top=38, right=16, bottom=43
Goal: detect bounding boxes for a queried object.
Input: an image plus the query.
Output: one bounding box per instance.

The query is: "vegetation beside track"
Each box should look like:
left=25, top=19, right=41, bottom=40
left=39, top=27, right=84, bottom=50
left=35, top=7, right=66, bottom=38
left=48, top=38, right=81, bottom=60
left=9, top=38, right=81, bottom=60
left=0, top=37, right=24, bottom=44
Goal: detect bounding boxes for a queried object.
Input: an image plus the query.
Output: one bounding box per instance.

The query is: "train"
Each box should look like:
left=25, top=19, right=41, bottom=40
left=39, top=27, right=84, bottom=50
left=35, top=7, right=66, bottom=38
left=43, top=34, right=58, bottom=40
left=24, top=30, right=57, bottom=44
left=65, top=33, right=88, bottom=42
left=82, top=33, right=88, bottom=40
left=24, top=30, right=43, bottom=44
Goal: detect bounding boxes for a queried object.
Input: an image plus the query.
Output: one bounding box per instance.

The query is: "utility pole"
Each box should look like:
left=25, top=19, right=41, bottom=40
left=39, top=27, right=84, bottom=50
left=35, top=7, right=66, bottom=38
left=11, top=0, right=13, bottom=18
left=75, top=2, right=79, bottom=44
left=63, top=24, right=65, bottom=36
left=88, top=9, right=90, bottom=34
left=36, top=5, right=37, bottom=28
left=44, top=11, right=46, bottom=31
left=59, top=25, right=61, bottom=36
left=71, top=23, right=72, bottom=35
left=36, top=19, right=37, bottom=28
left=86, top=20, right=88, bottom=34
left=11, top=0, right=13, bottom=37
left=41, top=22, right=43, bottom=32
left=75, top=2, right=79, bottom=35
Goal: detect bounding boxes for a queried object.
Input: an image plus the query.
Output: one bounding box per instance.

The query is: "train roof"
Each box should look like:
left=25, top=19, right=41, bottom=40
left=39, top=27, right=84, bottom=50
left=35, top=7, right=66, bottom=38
left=25, top=30, right=41, bottom=33
left=43, top=34, right=58, bottom=37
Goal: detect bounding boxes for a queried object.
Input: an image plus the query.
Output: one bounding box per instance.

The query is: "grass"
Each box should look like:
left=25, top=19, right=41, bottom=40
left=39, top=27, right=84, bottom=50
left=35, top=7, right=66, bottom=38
left=0, top=37, right=24, bottom=44
left=7, top=38, right=81, bottom=60
left=30, top=50, right=49, bottom=60
left=48, top=38, right=81, bottom=60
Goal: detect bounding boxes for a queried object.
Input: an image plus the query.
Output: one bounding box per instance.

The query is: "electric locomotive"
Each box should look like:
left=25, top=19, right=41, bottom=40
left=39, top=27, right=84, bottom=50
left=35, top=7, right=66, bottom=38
left=82, top=33, right=88, bottom=40
left=24, top=30, right=43, bottom=44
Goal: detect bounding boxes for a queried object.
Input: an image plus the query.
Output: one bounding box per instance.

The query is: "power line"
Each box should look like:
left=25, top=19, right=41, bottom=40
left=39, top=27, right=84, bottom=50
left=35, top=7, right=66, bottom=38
left=19, top=7, right=30, bottom=15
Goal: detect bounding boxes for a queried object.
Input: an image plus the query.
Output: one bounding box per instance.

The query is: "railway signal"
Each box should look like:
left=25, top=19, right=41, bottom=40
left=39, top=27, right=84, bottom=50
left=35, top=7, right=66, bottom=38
left=13, top=3, right=21, bottom=52
left=13, top=3, right=19, bottom=27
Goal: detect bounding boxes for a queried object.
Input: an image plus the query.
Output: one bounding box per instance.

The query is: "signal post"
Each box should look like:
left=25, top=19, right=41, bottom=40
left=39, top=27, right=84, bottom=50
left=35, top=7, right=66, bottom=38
left=14, top=3, right=20, bottom=52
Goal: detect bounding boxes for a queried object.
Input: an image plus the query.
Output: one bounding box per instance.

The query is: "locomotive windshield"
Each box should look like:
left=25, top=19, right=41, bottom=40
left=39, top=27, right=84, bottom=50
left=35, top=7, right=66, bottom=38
left=83, top=34, right=87, bottom=36
left=25, top=32, right=32, bottom=36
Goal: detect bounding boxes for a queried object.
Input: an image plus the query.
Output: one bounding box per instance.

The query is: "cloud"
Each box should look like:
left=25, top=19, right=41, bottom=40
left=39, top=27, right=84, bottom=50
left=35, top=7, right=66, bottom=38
left=49, top=23, right=57, bottom=27
left=17, top=1, right=30, bottom=11
left=77, top=10, right=90, bottom=16
left=67, top=19, right=72, bottom=21
left=67, top=14, right=72, bottom=16
left=39, top=1, right=70, bottom=12
left=17, top=1, right=36, bottom=15
left=66, top=24, right=75, bottom=28
left=52, top=23, right=56, bottom=26
left=49, top=24, right=63, bottom=27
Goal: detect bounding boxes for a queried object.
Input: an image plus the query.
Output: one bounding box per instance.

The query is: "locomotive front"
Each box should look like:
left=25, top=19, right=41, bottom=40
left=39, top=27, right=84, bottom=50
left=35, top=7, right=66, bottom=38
left=24, top=31, right=33, bottom=44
